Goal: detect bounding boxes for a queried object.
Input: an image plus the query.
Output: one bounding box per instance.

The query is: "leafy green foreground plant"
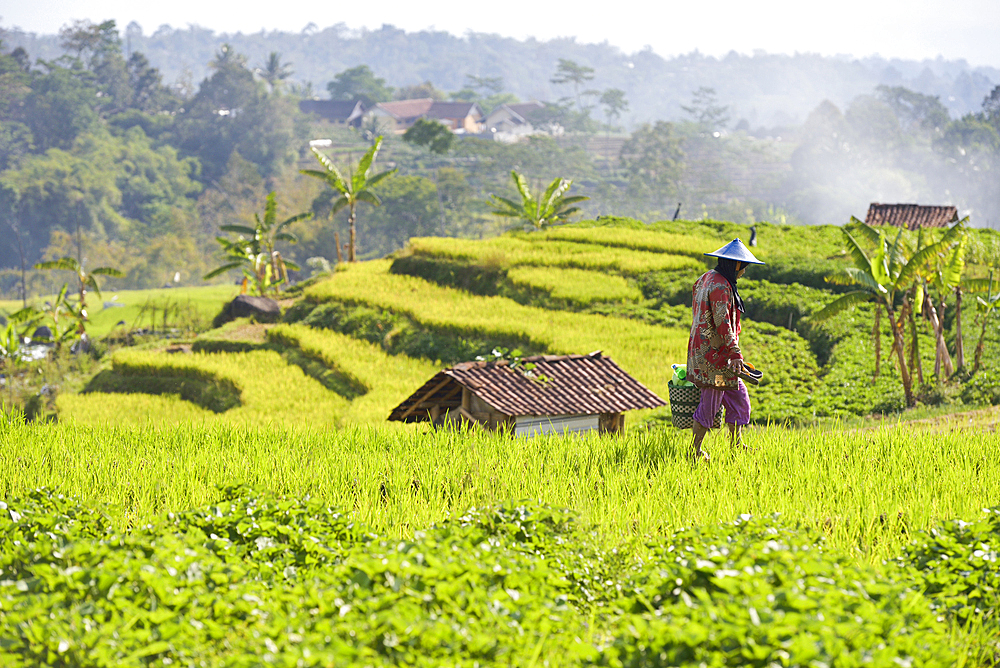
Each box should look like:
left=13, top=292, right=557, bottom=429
left=1, top=487, right=996, bottom=666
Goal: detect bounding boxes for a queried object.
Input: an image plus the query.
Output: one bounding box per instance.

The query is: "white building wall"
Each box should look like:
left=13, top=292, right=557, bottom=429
left=514, top=414, right=600, bottom=437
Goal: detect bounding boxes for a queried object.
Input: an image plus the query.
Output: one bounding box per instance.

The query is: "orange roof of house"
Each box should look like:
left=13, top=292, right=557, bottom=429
left=865, top=203, right=958, bottom=230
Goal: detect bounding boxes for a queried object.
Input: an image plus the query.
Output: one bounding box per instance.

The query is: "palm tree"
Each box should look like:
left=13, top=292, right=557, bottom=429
left=33, top=256, right=124, bottom=324
left=489, top=171, right=589, bottom=230
left=204, top=191, right=310, bottom=294
left=813, top=222, right=949, bottom=406
left=300, top=137, right=396, bottom=262
left=256, top=52, right=292, bottom=92
left=210, top=43, right=247, bottom=70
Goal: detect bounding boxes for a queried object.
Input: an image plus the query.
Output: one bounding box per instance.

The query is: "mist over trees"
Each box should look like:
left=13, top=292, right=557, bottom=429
left=3, top=21, right=998, bottom=127
left=1, top=19, right=999, bottom=299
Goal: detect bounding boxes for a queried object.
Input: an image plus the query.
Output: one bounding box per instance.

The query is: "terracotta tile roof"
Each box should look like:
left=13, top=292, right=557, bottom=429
left=388, top=352, right=666, bottom=423
left=865, top=203, right=958, bottom=230
left=375, top=98, right=435, bottom=119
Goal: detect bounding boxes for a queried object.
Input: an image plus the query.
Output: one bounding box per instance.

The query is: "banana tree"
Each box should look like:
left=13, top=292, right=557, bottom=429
left=33, top=257, right=125, bottom=328
left=970, top=271, right=999, bottom=374
left=204, top=191, right=311, bottom=295
left=300, top=137, right=396, bottom=262
left=814, top=222, right=949, bottom=406
left=916, top=219, right=968, bottom=377
left=490, top=171, right=590, bottom=230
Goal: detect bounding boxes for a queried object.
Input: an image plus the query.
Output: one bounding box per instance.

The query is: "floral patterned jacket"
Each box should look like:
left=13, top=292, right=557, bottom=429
left=686, top=269, right=743, bottom=389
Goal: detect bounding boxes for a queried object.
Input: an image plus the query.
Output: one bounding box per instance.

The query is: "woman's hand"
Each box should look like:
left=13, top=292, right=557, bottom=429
left=728, top=357, right=744, bottom=375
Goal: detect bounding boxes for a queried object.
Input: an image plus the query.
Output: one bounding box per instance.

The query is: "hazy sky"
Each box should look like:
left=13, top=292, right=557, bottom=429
left=3, top=0, right=1000, bottom=66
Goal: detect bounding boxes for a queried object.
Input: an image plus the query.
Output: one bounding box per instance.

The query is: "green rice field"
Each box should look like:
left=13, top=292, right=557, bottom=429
left=2, top=416, right=999, bottom=666
left=4, top=219, right=1000, bottom=665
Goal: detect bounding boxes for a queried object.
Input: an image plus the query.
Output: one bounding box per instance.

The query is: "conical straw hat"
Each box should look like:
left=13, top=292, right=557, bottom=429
left=704, top=238, right=765, bottom=265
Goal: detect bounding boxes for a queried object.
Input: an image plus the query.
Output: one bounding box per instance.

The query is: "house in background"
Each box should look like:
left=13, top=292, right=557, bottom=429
left=388, top=352, right=666, bottom=436
left=367, top=99, right=484, bottom=134
left=298, top=99, right=366, bottom=127
left=865, top=203, right=960, bottom=230
left=482, top=101, right=559, bottom=143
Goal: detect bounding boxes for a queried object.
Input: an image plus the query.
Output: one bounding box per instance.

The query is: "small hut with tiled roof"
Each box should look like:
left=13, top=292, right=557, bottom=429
left=388, top=352, right=665, bottom=436
left=865, top=203, right=959, bottom=230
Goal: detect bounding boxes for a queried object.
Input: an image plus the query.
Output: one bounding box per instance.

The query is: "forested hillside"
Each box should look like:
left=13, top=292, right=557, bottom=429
left=5, top=21, right=999, bottom=126
left=2, top=20, right=1000, bottom=298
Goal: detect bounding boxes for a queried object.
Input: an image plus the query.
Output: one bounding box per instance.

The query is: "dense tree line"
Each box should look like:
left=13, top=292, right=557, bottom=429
left=5, top=22, right=998, bottom=126
left=2, top=20, right=1000, bottom=300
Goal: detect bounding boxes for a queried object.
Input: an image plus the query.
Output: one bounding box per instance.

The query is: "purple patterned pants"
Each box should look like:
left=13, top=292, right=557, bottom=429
left=693, top=380, right=752, bottom=427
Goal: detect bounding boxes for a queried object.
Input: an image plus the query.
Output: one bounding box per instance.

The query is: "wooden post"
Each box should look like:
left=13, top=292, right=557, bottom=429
left=334, top=231, right=343, bottom=263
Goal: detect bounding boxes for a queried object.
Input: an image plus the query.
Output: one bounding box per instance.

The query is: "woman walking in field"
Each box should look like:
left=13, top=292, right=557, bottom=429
left=687, top=239, right=764, bottom=462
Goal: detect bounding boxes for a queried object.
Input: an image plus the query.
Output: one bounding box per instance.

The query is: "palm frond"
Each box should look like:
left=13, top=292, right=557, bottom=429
left=90, top=267, right=125, bottom=278
left=940, top=217, right=968, bottom=246
left=365, top=168, right=397, bottom=189
left=83, top=274, right=102, bottom=300
left=305, top=148, right=347, bottom=187
left=353, top=138, right=382, bottom=189
left=299, top=169, right=341, bottom=190
left=220, top=224, right=258, bottom=237
left=558, top=195, right=590, bottom=207
left=841, top=229, right=874, bottom=276
left=511, top=171, right=534, bottom=206
left=34, top=257, right=79, bottom=272
left=811, top=291, right=872, bottom=321
left=276, top=212, right=312, bottom=232
left=942, top=235, right=967, bottom=288
left=553, top=206, right=582, bottom=219
left=826, top=267, right=885, bottom=294
left=896, top=239, right=948, bottom=289
left=490, top=195, right=523, bottom=215
left=203, top=262, right=244, bottom=280
left=870, top=237, right=891, bottom=288
left=263, top=192, right=277, bottom=226
left=330, top=197, right=350, bottom=216
left=848, top=218, right=883, bottom=249
left=540, top=178, right=572, bottom=212
left=887, top=228, right=905, bottom=279
left=355, top=190, right=381, bottom=207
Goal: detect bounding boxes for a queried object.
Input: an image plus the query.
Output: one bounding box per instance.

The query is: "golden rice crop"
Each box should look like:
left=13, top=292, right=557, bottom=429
left=407, top=236, right=701, bottom=274
left=61, top=349, right=348, bottom=426
left=530, top=226, right=717, bottom=258
left=56, top=392, right=215, bottom=425
left=506, top=266, right=642, bottom=305
left=306, top=261, right=689, bottom=394
left=266, top=324, right=441, bottom=423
